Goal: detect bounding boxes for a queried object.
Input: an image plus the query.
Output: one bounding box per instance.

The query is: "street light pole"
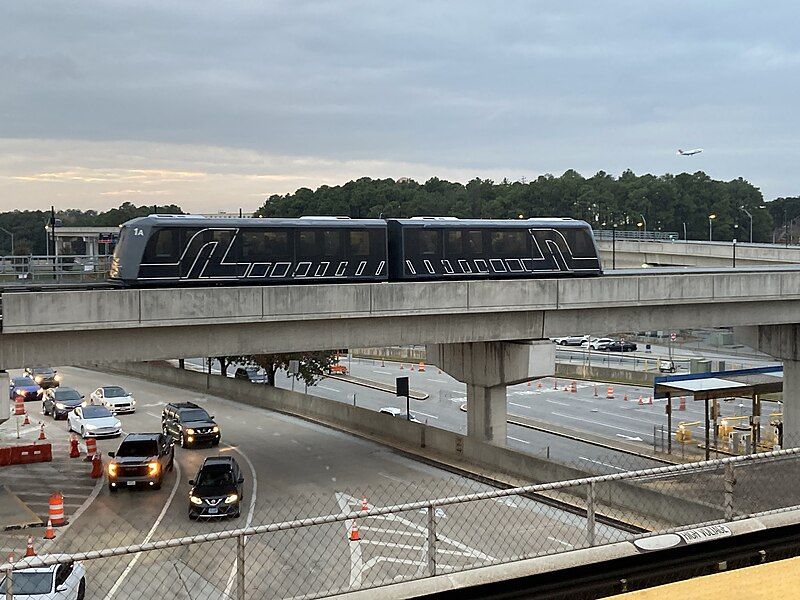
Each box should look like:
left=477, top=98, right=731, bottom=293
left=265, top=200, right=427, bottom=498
left=683, top=222, right=687, bottom=241
left=0, top=227, right=14, bottom=255
left=740, top=207, right=753, bottom=243
left=708, top=213, right=716, bottom=241
left=639, top=214, right=647, bottom=234
left=612, top=224, right=617, bottom=269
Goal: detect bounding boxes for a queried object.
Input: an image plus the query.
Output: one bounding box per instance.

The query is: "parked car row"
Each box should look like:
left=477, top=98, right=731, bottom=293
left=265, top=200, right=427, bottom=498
left=552, top=336, right=638, bottom=352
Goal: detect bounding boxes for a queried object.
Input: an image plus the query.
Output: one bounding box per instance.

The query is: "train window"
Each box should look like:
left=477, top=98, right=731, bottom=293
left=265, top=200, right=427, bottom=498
left=491, top=230, right=527, bottom=256
left=323, top=230, right=342, bottom=257
left=349, top=230, right=369, bottom=256
left=144, top=228, right=180, bottom=262
left=446, top=231, right=463, bottom=254
left=298, top=230, right=317, bottom=255
left=466, top=230, right=483, bottom=255
left=562, top=228, right=594, bottom=257
left=241, top=231, right=265, bottom=260
left=418, top=229, right=440, bottom=256
left=264, top=230, right=291, bottom=257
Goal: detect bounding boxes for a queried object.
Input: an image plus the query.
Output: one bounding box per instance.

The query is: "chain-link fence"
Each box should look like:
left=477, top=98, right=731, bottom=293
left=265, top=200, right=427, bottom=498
left=2, top=447, right=799, bottom=599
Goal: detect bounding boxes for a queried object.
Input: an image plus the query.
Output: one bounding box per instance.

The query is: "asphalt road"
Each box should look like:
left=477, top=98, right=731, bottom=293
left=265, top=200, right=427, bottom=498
left=1, top=366, right=626, bottom=599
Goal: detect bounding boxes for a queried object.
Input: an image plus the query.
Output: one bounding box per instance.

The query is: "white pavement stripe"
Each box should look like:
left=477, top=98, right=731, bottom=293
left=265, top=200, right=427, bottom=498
left=578, top=456, right=626, bottom=472
left=508, top=436, right=530, bottom=445
left=428, top=378, right=448, bottom=383
left=508, top=402, right=529, bottom=409
left=412, top=411, right=438, bottom=420
left=358, top=526, right=426, bottom=537
left=545, top=399, right=570, bottom=406
left=550, top=411, right=648, bottom=436
left=547, top=536, right=574, bottom=548
left=317, top=385, right=341, bottom=392
left=223, top=444, right=258, bottom=598
left=104, top=460, right=182, bottom=600
left=371, top=370, right=392, bottom=375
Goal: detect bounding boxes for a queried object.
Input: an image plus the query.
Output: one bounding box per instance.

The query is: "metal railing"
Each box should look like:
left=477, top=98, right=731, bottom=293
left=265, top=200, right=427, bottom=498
left=2, top=447, right=798, bottom=599
left=0, top=255, right=112, bottom=284
left=593, top=230, right=680, bottom=241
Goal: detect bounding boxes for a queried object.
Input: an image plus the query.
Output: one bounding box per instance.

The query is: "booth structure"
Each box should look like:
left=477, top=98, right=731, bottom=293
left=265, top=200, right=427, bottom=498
left=655, top=366, right=784, bottom=459
left=44, top=226, right=120, bottom=262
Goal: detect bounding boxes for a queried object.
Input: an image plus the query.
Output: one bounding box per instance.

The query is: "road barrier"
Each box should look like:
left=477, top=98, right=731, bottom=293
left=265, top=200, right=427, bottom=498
left=0, top=443, right=52, bottom=466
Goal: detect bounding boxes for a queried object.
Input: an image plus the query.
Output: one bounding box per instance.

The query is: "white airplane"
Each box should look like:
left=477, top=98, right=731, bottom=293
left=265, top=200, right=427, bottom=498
left=676, top=148, right=703, bottom=156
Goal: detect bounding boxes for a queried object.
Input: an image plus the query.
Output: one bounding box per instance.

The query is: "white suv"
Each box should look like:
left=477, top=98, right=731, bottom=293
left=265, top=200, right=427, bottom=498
left=553, top=335, right=590, bottom=346
left=582, top=337, right=615, bottom=350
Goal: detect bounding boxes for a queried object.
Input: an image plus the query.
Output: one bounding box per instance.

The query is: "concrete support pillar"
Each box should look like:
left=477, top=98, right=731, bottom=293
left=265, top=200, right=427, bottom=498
left=427, top=340, right=554, bottom=445
left=754, top=324, right=800, bottom=446
left=0, top=370, right=8, bottom=425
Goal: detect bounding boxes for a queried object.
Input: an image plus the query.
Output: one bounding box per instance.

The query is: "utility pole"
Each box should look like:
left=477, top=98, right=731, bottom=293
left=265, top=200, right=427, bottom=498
left=612, top=224, right=617, bottom=269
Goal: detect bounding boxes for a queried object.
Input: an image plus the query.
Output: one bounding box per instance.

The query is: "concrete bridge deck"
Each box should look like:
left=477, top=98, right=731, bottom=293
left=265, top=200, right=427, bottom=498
left=2, top=267, right=800, bottom=369
left=597, top=239, right=800, bottom=268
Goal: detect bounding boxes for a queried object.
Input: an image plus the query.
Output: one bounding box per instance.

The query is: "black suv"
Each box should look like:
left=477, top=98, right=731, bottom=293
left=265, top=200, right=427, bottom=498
left=43, top=387, right=84, bottom=419
left=188, top=456, right=244, bottom=519
left=24, top=366, right=61, bottom=389
left=107, top=433, right=175, bottom=491
left=162, top=402, right=221, bottom=448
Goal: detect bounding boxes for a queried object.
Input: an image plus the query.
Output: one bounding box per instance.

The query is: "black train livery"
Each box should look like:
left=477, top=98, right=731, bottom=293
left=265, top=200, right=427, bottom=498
left=109, top=215, right=602, bottom=286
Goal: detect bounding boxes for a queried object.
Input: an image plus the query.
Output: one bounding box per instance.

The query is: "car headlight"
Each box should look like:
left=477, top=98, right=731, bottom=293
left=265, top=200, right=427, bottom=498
left=55, top=402, right=66, bottom=409
left=108, top=463, right=118, bottom=477
left=190, top=495, right=203, bottom=505
left=35, top=376, right=43, bottom=384
left=187, top=436, right=194, bottom=442
left=131, top=399, right=136, bottom=406
left=212, top=426, right=219, bottom=433
left=224, top=494, right=239, bottom=504
left=186, top=428, right=195, bottom=435
left=147, top=462, right=160, bottom=477
left=54, top=373, right=63, bottom=382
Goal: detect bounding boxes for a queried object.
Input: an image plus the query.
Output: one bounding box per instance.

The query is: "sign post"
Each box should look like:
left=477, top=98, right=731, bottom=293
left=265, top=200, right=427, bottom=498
left=288, top=360, right=300, bottom=392
left=396, top=377, right=410, bottom=420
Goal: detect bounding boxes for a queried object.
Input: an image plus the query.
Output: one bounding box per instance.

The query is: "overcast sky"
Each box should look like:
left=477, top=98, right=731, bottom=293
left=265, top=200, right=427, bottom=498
left=1, top=1, right=798, bottom=212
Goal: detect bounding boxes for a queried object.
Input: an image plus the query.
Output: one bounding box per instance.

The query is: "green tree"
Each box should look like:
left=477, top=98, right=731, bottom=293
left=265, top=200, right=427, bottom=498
left=237, top=351, right=340, bottom=387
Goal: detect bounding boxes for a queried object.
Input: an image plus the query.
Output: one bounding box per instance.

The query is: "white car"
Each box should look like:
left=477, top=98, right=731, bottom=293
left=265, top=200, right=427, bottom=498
left=582, top=337, right=615, bottom=350
left=553, top=335, right=589, bottom=346
left=67, top=405, right=122, bottom=439
left=90, top=386, right=135, bottom=414
left=0, top=555, right=86, bottom=599
left=379, top=407, right=421, bottom=423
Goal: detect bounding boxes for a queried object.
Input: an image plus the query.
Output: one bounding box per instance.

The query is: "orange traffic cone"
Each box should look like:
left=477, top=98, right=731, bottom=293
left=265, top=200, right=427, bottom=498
left=527, top=380, right=531, bottom=387
left=361, top=496, right=369, bottom=511
left=624, top=393, right=629, bottom=402
left=25, top=536, right=36, bottom=557
left=638, top=396, right=644, bottom=405
left=69, top=434, right=80, bottom=459
left=438, top=368, right=442, bottom=374
left=606, top=386, right=614, bottom=399
left=43, top=519, right=56, bottom=540
left=23, top=412, right=30, bottom=426
left=571, top=381, right=577, bottom=393
left=38, top=422, right=46, bottom=441
left=679, top=397, right=686, bottom=411
left=349, top=521, right=361, bottom=541
left=399, top=363, right=404, bottom=370
left=90, top=452, right=103, bottom=479
left=647, top=396, right=653, bottom=405
left=410, top=364, right=415, bottom=371
left=537, top=380, right=542, bottom=390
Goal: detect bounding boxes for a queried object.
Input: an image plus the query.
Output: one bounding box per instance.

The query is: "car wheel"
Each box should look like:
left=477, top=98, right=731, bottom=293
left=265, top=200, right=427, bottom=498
left=77, top=577, right=86, bottom=600
left=42, top=402, right=48, bottom=416
left=211, top=438, right=220, bottom=447
left=153, top=477, right=162, bottom=491
left=232, top=506, right=241, bottom=518
left=559, top=341, right=567, bottom=346
left=188, top=511, right=197, bottom=521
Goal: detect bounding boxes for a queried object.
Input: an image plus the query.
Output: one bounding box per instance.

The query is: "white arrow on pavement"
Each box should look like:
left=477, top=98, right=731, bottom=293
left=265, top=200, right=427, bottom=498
left=616, top=434, right=643, bottom=442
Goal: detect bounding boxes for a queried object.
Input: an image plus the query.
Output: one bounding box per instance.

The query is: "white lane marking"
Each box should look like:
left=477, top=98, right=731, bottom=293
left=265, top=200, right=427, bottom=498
left=378, top=472, right=407, bottom=484
left=616, top=434, right=644, bottom=442
left=508, top=436, right=530, bottom=445
left=317, top=385, right=340, bottom=393
left=550, top=411, right=647, bottom=435
left=412, top=410, right=438, bottom=420
left=358, top=526, right=426, bottom=537
left=428, top=378, right=448, bottom=383
left=545, top=399, right=570, bottom=406
left=508, top=402, right=529, bottom=409
left=146, top=411, right=159, bottom=418
left=223, top=444, right=258, bottom=598
left=104, top=460, right=182, bottom=600
left=336, top=492, right=364, bottom=589
left=371, top=370, right=392, bottom=375
left=578, top=456, right=626, bottom=472
left=547, top=536, right=574, bottom=548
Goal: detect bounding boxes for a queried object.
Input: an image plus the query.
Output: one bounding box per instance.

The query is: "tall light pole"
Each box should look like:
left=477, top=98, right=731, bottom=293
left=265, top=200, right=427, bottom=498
left=683, top=222, right=687, bottom=241
left=0, top=227, right=14, bottom=256
left=739, top=207, right=753, bottom=243
left=612, top=223, right=617, bottom=269
left=708, top=213, right=716, bottom=241
left=639, top=214, right=647, bottom=234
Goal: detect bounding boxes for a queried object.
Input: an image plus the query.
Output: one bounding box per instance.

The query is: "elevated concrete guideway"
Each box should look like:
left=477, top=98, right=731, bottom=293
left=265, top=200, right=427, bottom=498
left=3, top=267, right=800, bottom=369
left=597, top=239, right=800, bottom=268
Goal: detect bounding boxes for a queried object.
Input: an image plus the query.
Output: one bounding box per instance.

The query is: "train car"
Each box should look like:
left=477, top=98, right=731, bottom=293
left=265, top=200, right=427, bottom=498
left=386, top=217, right=602, bottom=280
left=109, top=215, right=602, bottom=286
left=109, top=215, right=388, bottom=286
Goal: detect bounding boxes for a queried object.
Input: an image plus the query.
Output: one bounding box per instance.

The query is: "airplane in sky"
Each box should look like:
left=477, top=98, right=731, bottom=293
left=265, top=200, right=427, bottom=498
left=676, top=148, right=703, bottom=156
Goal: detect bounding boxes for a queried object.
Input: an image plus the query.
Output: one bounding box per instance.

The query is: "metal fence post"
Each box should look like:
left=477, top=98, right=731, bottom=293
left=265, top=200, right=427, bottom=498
left=427, top=506, right=437, bottom=576
left=586, top=482, right=596, bottom=546
left=724, top=463, right=736, bottom=521
left=4, top=563, right=12, bottom=600
left=237, top=534, right=246, bottom=600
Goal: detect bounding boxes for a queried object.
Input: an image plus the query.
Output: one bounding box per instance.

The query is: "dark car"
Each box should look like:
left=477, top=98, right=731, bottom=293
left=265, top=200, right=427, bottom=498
left=162, top=402, right=220, bottom=448
left=603, top=340, right=638, bottom=352
left=188, top=456, right=244, bottom=519
left=42, top=387, right=84, bottom=419
left=9, top=376, right=42, bottom=401
left=24, top=367, right=61, bottom=389
left=107, top=433, right=175, bottom=492
left=234, top=366, right=266, bottom=383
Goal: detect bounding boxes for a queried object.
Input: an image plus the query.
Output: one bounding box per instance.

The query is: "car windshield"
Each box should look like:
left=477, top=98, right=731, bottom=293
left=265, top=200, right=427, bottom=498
left=181, top=409, right=210, bottom=422
left=12, top=377, right=36, bottom=386
left=54, top=389, right=82, bottom=402
left=31, top=368, right=54, bottom=376
left=117, top=440, right=158, bottom=457
left=83, top=406, right=113, bottom=419
left=196, top=464, right=235, bottom=487
left=0, top=571, right=53, bottom=594
left=103, top=386, right=128, bottom=398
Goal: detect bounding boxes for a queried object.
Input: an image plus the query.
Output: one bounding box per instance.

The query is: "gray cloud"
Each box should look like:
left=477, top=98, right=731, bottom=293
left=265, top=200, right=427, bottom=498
left=1, top=0, right=799, bottom=210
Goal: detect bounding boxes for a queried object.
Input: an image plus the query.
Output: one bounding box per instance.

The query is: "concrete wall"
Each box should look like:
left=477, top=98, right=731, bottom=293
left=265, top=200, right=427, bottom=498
left=554, top=363, right=656, bottom=386
left=598, top=239, right=800, bottom=268
left=104, top=361, right=722, bottom=527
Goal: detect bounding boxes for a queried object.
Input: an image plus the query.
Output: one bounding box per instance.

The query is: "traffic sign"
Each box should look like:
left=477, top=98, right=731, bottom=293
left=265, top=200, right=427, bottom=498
left=670, top=332, right=677, bottom=342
